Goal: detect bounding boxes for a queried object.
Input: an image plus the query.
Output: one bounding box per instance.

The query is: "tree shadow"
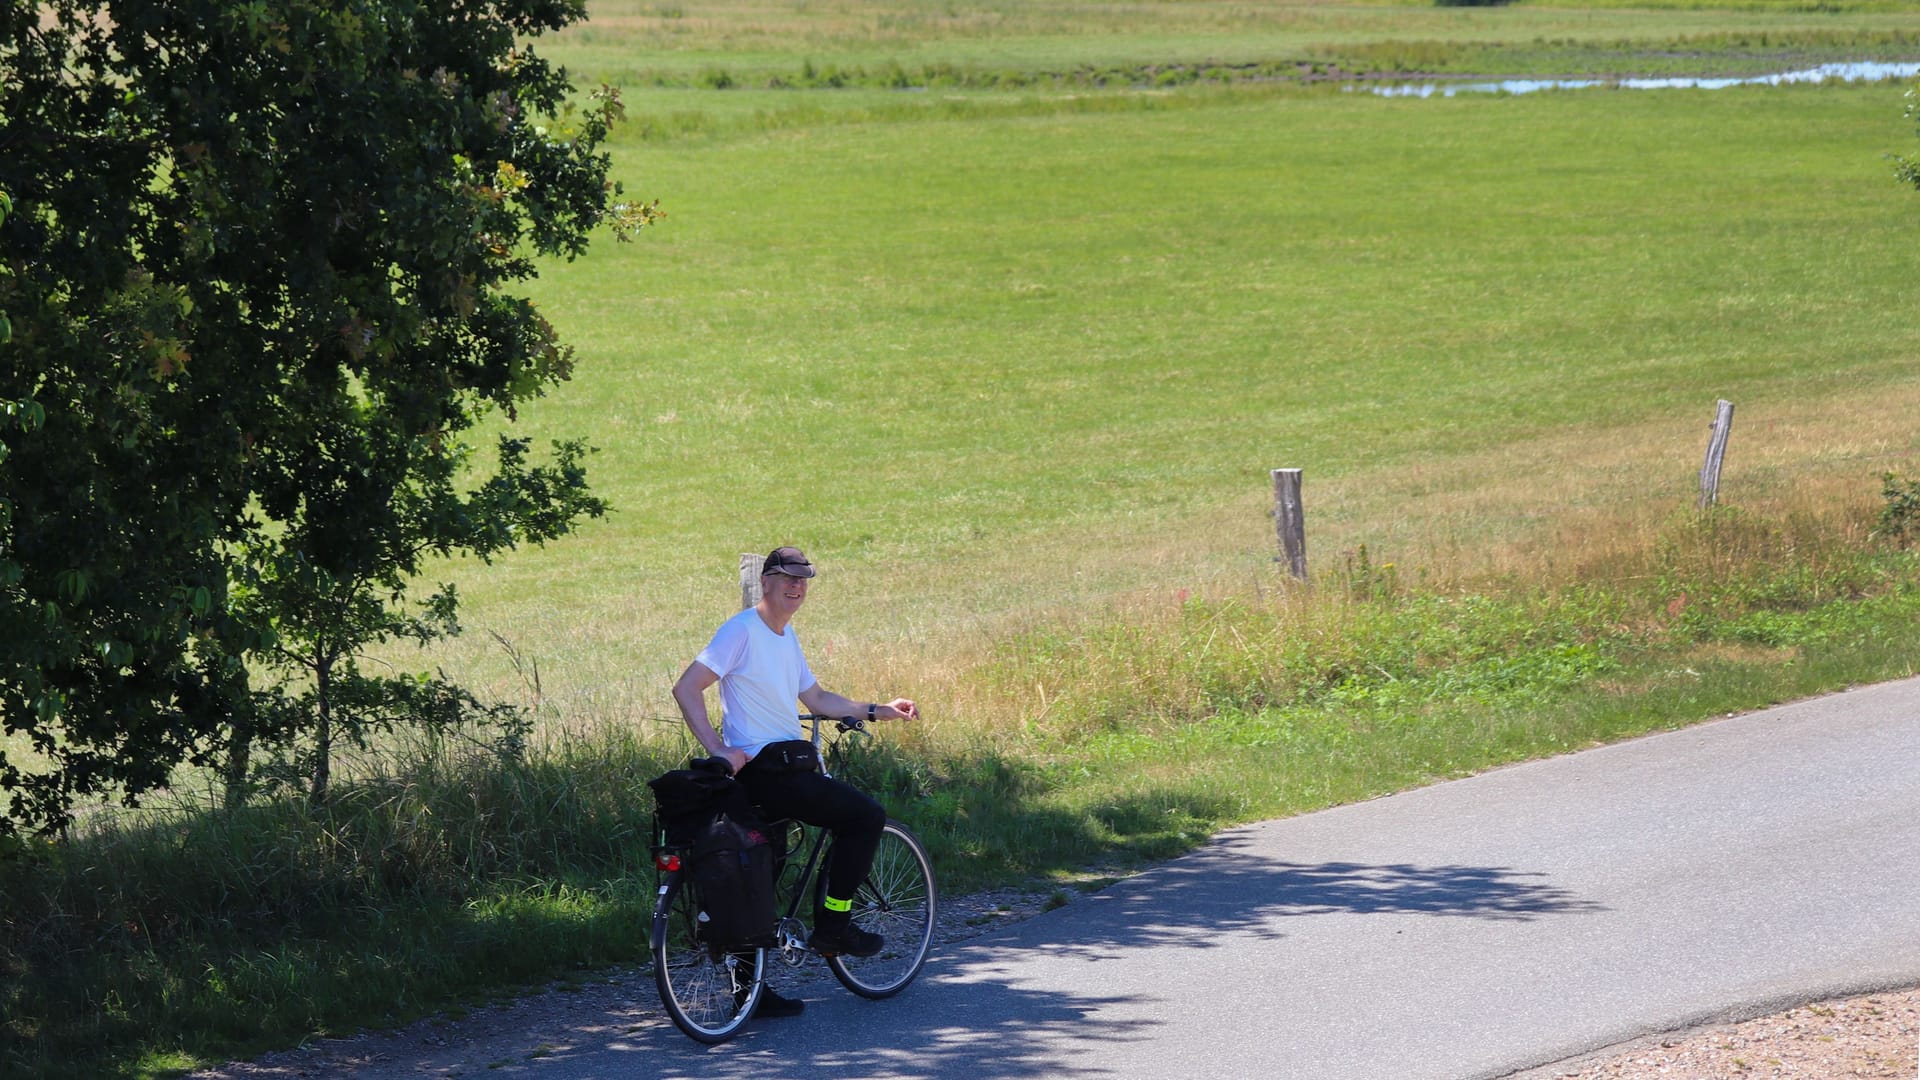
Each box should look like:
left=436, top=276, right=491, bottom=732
left=988, top=833, right=1609, bottom=959
left=606, top=983, right=1155, bottom=1080
left=445, top=843, right=1603, bottom=1079
left=195, top=964, right=1153, bottom=1080
left=202, top=840, right=1605, bottom=1079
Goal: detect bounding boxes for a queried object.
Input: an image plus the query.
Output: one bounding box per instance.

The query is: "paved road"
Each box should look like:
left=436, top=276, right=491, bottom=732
left=205, top=676, right=1920, bottom=1079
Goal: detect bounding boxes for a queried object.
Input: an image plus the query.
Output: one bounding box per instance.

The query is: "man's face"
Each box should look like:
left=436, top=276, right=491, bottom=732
left=762, top=570, right=810, bottom=617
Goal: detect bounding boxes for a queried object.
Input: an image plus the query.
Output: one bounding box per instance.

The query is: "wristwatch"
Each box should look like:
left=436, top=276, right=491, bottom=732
left=867, top=703, right=876, bottom=721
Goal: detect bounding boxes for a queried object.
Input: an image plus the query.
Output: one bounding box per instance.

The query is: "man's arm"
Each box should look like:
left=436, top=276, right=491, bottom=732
left=672, top=662, right=748, bottom=774
left=798, top=682, right=919, bottom=723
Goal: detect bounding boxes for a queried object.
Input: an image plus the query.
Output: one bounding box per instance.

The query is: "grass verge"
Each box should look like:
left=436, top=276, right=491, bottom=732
left=5, top=485, right=1919, bottom=1078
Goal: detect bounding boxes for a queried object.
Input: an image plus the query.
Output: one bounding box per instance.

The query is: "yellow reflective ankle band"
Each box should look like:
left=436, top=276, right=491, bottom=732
left=824, top=896, right=853, bottom=913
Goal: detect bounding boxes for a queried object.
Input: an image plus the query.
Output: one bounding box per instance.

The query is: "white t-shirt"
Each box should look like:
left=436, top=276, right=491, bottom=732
left=693, top=607, right=816, bottom=759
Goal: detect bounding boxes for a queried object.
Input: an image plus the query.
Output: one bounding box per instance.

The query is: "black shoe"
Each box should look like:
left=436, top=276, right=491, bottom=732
left=743, top=986, right=805, bottom=1019
left=809, top=922, right=884, bottom=958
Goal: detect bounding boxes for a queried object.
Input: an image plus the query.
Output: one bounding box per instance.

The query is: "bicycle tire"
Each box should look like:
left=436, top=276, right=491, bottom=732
left=822, top=819, right=937, bottom=999
left=652, top=872, right=764, bottom=1043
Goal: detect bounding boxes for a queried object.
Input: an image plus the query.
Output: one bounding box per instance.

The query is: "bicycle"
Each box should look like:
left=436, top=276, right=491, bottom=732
left=649, top=712, right=938, bottom=1044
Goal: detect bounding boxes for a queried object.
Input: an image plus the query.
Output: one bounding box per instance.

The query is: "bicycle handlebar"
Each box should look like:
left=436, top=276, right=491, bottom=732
left=799, top=712, right=868, bottom=738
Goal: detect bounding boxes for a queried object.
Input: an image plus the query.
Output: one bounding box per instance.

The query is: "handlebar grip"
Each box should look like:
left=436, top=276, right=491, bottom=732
left=800, top=711, right=867, bottom=733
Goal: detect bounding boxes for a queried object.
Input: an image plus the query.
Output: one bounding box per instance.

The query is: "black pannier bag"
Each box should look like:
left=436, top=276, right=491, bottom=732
left=648, top=759, right=778, bottom=949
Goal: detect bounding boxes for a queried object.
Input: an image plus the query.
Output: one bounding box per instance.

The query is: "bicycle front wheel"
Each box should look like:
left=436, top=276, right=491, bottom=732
left=652, top=872, right=763, bottom=1043
left=823, top=819, right=937, bottom=999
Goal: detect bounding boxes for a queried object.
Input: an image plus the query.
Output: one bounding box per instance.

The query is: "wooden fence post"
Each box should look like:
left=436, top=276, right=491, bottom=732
left=1698, top=400, right=1735, bottom=509
left=739, top=553, right=765, bottom=609
left=1271, top=468, right=1308, bottom=581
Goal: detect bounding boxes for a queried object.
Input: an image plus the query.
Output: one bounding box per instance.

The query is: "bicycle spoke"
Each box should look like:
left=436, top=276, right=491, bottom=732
left=653, top=876, right=759, bottom=1043
left=827, top=821, right=936, bottom=998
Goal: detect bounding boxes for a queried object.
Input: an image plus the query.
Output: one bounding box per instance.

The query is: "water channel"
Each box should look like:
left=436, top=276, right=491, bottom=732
left=1362, top=60, right=1920, bottom=98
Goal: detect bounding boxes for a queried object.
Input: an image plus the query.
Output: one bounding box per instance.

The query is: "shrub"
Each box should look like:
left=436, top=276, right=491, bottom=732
left=1878, top=472, right=1920, bottom=545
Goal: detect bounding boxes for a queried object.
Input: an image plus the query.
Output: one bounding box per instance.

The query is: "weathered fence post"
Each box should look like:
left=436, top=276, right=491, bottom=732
left=1698, top=399, right=1735, bottom=509
left=1271, top=468, right=1308, bottom=581
left=740, top=553, right=765, bottom=609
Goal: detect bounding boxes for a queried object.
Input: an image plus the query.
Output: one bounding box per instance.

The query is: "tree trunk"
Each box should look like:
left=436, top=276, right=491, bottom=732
left=311, top=658, right=332, bottom=805
left=222, top=716, right=252, bottom=810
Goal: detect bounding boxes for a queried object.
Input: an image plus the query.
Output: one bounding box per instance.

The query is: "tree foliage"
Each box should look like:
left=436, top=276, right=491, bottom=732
left=0, top=0, right=652, bottom=832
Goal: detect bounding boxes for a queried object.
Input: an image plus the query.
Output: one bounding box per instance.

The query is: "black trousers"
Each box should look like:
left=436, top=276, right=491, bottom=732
left=734, top=761, right=885, bottom=905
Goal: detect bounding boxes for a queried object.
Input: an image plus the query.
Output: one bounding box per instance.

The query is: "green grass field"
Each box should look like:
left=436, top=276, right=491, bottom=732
left=426, top=71, right=1920, bottom=724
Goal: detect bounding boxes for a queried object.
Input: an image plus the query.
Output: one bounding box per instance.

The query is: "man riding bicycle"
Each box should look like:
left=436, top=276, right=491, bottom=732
left=671, top=545, right=919, bottom=1019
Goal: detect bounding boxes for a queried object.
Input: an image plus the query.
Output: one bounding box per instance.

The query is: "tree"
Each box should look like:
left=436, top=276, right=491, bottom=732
left=0, top=0, right=654, bottom=832
left=232, top=435, right=606, bottom=804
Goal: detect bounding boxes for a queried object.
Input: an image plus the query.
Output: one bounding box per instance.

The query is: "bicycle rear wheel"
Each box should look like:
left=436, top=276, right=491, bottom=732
left=822, top=820, right=936, bottom=999
left=652, top=872, right=763, bottom=1043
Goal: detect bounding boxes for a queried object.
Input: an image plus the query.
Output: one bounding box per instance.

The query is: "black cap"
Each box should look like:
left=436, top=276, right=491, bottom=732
left=761, top=546, right=815, bottom=578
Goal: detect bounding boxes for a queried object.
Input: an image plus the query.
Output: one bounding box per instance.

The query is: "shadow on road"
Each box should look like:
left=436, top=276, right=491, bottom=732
left=396, top=839, right=1604, bottom=1078
left=999, top=833, right=1608, bottom=957
left=561, top=978, right=1155, bottom=1080
left=617, top=841, right=1602, bottom=1077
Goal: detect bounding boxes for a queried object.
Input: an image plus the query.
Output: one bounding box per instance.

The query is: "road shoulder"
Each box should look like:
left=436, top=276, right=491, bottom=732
left=1511, top=985, right=1920, bottom=1079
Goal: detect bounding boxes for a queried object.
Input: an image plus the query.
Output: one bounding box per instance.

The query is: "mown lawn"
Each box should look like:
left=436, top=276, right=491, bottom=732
left=426, top=79, right=1920, bottom=716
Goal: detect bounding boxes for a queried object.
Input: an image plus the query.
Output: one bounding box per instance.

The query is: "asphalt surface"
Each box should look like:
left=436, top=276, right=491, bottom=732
left=203, top=676, right=1920, bottom=1079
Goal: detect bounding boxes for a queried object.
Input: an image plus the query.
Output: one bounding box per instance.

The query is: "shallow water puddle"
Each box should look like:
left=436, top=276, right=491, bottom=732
left=1361, top=60, right=1920, bottom=98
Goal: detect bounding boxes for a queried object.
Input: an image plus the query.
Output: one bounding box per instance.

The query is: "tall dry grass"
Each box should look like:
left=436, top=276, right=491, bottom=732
left=737, top=377, right=1920, bottom=760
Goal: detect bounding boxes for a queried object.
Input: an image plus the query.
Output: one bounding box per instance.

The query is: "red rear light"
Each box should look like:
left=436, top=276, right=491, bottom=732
left=656, top=854, right=682, bottom=872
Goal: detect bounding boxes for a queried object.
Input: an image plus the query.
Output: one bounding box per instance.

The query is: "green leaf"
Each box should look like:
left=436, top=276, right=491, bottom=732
left=56, top=569, right=91, bottom=602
